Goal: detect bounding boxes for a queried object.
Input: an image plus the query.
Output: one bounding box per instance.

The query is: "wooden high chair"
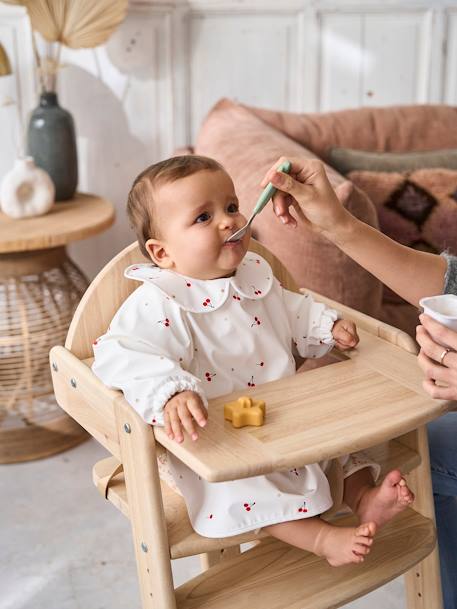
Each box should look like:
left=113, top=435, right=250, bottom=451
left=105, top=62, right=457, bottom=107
left=50, top=240, right=449, bottom=609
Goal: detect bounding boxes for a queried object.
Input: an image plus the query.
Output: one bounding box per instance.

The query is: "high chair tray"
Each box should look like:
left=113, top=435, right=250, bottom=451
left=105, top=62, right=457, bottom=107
left=153, top=329, right=449, bottom=482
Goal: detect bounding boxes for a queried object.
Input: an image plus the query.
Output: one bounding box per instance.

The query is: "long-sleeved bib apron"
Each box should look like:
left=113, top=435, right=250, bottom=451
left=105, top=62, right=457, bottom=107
left=93, top=253, right=378, bottom=537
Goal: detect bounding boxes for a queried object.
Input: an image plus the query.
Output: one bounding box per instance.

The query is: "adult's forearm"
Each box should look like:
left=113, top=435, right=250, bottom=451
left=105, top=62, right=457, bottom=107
left=325, top=215, right=447, bottom=307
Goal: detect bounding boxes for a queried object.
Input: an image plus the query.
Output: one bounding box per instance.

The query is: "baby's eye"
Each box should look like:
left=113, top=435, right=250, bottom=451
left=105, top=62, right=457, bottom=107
left=195, top=212, right=211, bottom=224
left=227, top=202, right=239, bottom=213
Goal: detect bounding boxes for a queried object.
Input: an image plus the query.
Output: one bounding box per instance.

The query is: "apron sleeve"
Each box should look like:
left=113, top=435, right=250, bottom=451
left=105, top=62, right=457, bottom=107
left=92, top=283, right=207, bottom=426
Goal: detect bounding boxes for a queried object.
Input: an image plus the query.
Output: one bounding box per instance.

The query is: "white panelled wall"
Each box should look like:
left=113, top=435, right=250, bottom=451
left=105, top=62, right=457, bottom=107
left=1, top=0, right=457, bottom=277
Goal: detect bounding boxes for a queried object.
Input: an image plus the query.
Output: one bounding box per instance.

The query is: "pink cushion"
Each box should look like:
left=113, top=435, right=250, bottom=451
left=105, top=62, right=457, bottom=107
left=195, top=99, right=382, bottom=316
left=245, top=103, right=457, bottom=159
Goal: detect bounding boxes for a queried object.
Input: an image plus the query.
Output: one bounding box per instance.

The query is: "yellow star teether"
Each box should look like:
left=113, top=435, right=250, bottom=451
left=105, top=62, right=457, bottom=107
left=224, top=396, right=266, bottom=428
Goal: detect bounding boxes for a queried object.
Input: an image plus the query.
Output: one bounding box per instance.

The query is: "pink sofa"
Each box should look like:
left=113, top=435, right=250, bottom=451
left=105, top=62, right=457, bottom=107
left=184, top=99, right=457, bottom=335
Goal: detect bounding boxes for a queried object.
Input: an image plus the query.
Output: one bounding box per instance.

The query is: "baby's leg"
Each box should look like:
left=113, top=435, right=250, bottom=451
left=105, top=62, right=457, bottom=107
left=344, top=467, right=414, bottom=529
left=263, top=517, right=376, bottom=567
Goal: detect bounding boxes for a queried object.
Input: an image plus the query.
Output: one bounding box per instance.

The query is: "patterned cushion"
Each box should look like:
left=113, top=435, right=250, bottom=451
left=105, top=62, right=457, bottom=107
left=348, top=168, right=457, bottom=304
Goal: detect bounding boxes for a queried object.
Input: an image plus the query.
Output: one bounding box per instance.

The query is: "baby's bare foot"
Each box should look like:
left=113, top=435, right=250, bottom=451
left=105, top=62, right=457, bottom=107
left=313, top=521, right=377, bottom=567
left=357, top=470, right=414, bottom=529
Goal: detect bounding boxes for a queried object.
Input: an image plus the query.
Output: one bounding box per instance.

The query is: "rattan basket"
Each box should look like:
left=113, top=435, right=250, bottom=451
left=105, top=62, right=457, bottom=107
left=0, top=247, right=89, bottom=462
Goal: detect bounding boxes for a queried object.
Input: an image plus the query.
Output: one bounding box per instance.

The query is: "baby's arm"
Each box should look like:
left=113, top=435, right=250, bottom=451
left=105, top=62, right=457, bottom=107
left=262, top=157, right=447, bottom=306
left=92, top=284, right=207, bottom=432
left=281, top=286, right=339, bottom=359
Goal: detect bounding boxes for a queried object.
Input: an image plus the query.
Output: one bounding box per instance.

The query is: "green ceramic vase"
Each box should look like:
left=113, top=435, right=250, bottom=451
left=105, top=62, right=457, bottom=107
left=27, top=91, right=78, bottom=201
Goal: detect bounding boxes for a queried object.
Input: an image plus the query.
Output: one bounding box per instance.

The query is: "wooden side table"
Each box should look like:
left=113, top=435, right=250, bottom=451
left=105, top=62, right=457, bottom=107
left=0, top=193, right=114, bottom=463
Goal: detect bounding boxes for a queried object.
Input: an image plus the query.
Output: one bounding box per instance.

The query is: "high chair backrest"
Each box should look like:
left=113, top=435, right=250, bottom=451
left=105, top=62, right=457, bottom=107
left=65, top=239, right=299, bottom=359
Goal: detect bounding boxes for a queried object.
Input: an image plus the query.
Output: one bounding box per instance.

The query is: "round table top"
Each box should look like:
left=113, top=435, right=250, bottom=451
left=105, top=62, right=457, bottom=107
left=0, top=193, right=115, bottom=253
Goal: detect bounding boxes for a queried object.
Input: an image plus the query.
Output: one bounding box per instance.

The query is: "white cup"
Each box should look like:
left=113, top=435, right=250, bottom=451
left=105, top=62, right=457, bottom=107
left=419, top=294, right=457, bottom=332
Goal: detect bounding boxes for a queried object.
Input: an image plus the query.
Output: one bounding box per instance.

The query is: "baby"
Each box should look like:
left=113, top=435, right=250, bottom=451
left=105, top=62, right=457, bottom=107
left=92, top=155, right=414, bottom=567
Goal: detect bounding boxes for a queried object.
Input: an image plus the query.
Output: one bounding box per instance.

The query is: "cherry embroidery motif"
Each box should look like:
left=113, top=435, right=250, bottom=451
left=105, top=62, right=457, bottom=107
left=207, top=514, right=214, bottom=520
left=185, top=281, right=192, bottom=287
left=244, top=501, right=256, bottom=512
left=257, top=361, right=264, bottom=367
left=298, top=501, right=308, bottom=513
left=251, top=316, right=261, bottom=328
left=251, top=285, right=262, bottom=295
left=158, top=317, right=170, bottom=327
left=290, top=468, right=299, bottom=477
left=202, top=298, right=214, bottom=308
left=205, top=371, right=216, bottom=382
left=247, top=376, right=255, bottom=387
left=232, top=294, right=241, bottom=301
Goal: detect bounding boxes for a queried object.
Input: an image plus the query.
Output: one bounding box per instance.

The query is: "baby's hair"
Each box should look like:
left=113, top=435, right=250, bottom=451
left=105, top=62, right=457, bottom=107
left=127, top=155, right=224, bottom=258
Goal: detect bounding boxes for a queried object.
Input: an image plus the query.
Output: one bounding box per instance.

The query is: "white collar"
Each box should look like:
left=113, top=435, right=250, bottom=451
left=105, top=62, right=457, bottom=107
left=124, top=253, right=274, bottom=313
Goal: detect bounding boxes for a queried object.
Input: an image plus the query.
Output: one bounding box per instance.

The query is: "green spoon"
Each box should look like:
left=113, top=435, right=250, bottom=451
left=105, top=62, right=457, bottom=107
left=225, top=160, right=291, bottom=243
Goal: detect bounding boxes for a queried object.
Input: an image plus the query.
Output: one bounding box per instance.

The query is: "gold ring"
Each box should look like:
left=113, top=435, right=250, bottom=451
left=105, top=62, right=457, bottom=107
left=439, top=348, right=452, bottom=366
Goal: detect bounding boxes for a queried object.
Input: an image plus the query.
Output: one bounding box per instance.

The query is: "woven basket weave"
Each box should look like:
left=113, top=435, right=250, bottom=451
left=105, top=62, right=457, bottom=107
left=0, top=247, right=89, bottom=462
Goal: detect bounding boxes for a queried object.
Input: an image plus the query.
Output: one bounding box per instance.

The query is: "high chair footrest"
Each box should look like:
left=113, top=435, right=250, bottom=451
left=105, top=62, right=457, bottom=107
left=175, top=509, right=435, bottom=609
left=92, top=441, right=421, bottom=560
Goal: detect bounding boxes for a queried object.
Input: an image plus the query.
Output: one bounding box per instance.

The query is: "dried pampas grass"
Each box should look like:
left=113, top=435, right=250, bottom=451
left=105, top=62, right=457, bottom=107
left=0, top=43, right=12, bottom=76
left=3, top=0, right=128, bottom=49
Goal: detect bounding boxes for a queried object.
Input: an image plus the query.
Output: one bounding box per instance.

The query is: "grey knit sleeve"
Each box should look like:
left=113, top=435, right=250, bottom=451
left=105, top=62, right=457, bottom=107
left=442, top=252, right=457, bottom=295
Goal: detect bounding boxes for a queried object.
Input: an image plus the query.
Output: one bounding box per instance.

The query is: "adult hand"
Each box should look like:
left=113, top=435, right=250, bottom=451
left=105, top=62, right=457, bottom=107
left=260, top=156, right=353, bottom=237
left=163, top=390, right=208, bottom=443
left=416, top=313, right=457, bottom=400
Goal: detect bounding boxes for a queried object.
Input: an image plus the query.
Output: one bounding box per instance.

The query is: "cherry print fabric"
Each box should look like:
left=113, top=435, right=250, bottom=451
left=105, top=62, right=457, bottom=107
left=92, top=253, right=379, bottom=537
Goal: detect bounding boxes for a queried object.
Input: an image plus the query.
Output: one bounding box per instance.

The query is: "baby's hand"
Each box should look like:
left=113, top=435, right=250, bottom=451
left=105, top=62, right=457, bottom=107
left=332, top=319, right=359, bottom=351
left=164, top=390, right=208, bottom=443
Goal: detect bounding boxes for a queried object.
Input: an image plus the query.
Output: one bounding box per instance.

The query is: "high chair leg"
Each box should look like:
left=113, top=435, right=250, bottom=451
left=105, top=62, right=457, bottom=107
left=115, top=399, right=177, bottom=609
left=400, top=427, right=443, bottom=609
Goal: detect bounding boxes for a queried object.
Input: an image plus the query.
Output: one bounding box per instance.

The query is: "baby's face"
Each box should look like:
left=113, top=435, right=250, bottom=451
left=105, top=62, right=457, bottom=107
left=147, top=169, right=250, bottom=279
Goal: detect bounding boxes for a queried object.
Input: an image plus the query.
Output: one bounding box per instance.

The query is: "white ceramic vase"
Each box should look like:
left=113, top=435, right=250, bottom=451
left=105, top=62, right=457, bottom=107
left=0, top=156, right=55, bottom=219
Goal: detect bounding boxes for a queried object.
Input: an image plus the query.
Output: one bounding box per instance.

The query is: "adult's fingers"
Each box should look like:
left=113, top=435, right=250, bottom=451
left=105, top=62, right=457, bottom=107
left=261, top=157, right=324, bottom=188
left=417, top=349, right=453, bottom=384
left=419, top=314, right=457, bottom=351
left=416, top=325, right=457, bottom=369
left=260, top=156, right=296, bottom=187
left=423, top=378, right=457, bottom=400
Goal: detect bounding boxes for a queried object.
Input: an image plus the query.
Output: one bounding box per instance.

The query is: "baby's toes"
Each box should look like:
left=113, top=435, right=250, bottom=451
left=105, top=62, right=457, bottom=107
left=351, top=552, right=365, bottom=564
left=356, top=522, right=377, bottom=538
left=399, top=484, right=414, bottom=504
left=353, top=542, right=371, bottom=556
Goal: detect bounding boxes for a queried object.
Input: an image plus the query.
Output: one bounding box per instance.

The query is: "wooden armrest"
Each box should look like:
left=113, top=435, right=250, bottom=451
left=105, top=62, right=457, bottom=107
left=50, top=346, right=125, bottom=459
left=300, top=288, right=418, bottom=354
